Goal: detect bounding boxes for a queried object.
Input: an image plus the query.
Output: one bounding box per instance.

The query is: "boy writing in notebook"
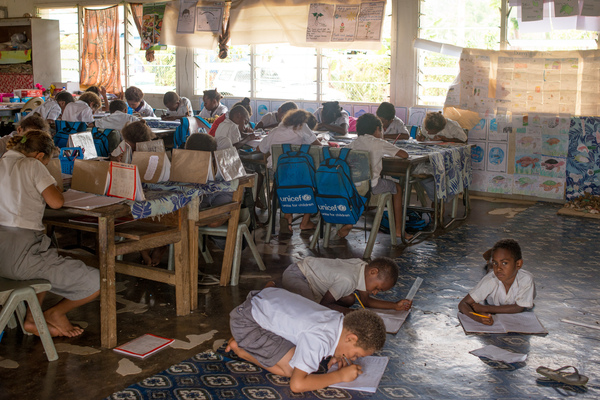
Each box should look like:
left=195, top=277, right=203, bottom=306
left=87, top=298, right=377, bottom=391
left=458, top=239, right=535, bottom=325
left=281, top=256, right=412, bottom=314
left=227, top=287, right=386, bottom=393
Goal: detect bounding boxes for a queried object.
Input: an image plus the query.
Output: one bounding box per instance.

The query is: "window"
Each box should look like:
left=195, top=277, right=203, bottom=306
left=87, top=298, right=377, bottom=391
left=194, top=45, right=251, bottom=97
left=508, top=18, right=598, bottom=51
left=37, top=8, right=79, bottom=83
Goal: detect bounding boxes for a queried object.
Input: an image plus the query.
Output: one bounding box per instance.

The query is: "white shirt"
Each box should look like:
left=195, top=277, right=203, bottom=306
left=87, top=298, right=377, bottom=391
left=258, top=123, right=318, bottom=168
left=424, top=118, right=467, bottom=142
left=314, top=107, right=350, bottom=128
left=214, top=118, right=241, bottom=145
left=250, top=287, right=343, bottom=374
left=216, top=136, right=233, bottom=150
left=384, top=116, right=408, bottom=136
left=0, top=132, right=17, bottom=158
left=258, top=112, right=279, bottom=128
left=165, top=97, right=193, bottom=117
left=347, top=134, right=402, bottom=187
left=23, top=98, right=61, bottom=121
left=199, top=102, right=228, bottom=119
left=95, top=111, right=140, bottom=131
left=0, top=150, right=57, bottom=231
left=296, top=257, right=367, bottom=301
left=470, top=270, right=536, bottom=308
left=111, top=140, right=133, bottom=164
left=133, top=100, right=156, bottom=118
left=62, top=100, right=94, bottom=123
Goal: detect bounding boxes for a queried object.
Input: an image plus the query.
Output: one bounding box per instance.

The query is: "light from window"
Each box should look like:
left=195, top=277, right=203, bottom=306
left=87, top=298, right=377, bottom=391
left=194, top=46, right=251, bottom=97
left=38, top=8, right=79, bottom=83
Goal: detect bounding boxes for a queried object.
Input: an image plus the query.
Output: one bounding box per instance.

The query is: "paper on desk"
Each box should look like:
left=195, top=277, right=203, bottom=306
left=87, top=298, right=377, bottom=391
left=62, top=189, right=126, bottom=210
left=469, top=345, right=527, bottom=363
left=329, top=356, right=389, bottom=393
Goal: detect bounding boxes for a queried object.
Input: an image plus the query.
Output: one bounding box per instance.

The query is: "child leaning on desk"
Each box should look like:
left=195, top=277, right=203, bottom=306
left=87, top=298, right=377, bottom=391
left=376, top=102, right=409, bottom=140
left=22, top=91, right=75, bottom=123
left=0, top=113, right=50, bottom=158
left=314, top=101, right=349, bottom=135
left=281, top=256, right=412, bottom=315
left=199, top=88, right=228, bottom=119
left=110, top=120, right=155, bottom=164
left=61, top=92, right=102, bottom=124
left=255, top=101, right=298, bottom=130
left=0, top=130, right=100, bottom=337
left=125, top=86, right=156, bottom=118
left=208, top=98, right=254, bottom=137
left=214, top=105, right=259, bottom=149
left=162, top=91, right=193, bottom=120
left=458, top=239, right=536, bottom=325
left=416, top=111, right=467, bottom=143
left=340, top=113, right=408, bottom=239
left=226, top=287, right=387, bottom=393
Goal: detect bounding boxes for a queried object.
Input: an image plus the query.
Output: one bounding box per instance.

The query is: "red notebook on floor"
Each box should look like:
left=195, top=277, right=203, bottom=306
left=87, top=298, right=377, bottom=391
left=113, top=334, right=174, bottom=359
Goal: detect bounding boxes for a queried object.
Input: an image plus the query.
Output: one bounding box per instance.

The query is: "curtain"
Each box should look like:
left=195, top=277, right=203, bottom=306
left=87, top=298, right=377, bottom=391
left=130, top=3, right=143, bottom=37
left=80, top=6, right=122, bottom=95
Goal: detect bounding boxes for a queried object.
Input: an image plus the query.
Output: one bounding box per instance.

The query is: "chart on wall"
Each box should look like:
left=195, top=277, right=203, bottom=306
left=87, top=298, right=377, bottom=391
left=306, top=2, right=385, bottom=43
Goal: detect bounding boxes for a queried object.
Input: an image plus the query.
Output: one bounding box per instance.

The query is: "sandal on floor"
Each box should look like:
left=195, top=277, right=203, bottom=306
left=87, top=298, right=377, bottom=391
left=536, top=366, right=589, bottom=386
left=279, top=217, right=293, bottom=234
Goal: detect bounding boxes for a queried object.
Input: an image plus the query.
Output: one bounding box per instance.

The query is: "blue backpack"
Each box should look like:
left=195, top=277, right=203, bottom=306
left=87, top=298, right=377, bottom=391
left=91, top=127, right=114, bottom=157
left=173, top=116, right=212, bottom=149
left=274, top=144, right=318, bottom=214
left=53, top=120, right=88, bottom=148
left=315, top=147, right=366, bottom=225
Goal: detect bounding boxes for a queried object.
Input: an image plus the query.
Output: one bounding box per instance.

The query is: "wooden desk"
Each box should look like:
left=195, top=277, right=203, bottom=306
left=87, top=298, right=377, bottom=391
left=239, top=152, right=271, bottom=225
left=44, top=202, right=191, bottom=349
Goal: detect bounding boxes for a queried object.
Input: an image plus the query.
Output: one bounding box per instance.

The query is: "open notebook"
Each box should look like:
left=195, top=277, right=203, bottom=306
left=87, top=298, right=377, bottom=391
left=367, top=277, right=423, bottom=334
left=329, top=356, right=389, bottom=393
left=458, top=312, right=547, bottom=334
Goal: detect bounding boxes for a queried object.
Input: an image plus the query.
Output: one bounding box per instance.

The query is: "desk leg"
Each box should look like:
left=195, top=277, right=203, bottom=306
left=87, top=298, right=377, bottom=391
left=175, top=206, right=191, bottom=316
left=188, top=215, right=199, bottom=311
left=400, top=166, right=412, bottom=245
left=220, top=185, right=245, bottom=286
left=98, top=216, right=117, bottom=349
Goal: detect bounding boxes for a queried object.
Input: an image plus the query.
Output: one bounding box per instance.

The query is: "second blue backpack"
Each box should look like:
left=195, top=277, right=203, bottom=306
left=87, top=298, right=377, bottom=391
left=53, top=120, right=88, bottom=148
left=315, top=147, right=366, bottom=225
left=274, top=144, right=318, bottom=214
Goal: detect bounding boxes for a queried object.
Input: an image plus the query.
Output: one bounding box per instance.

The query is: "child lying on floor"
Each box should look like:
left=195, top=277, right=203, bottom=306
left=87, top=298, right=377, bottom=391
left=227, top=287, right=386, bottom=393
left=458, top=239, right=536, bottom=325
left=281, top=256, right=412, bottom=314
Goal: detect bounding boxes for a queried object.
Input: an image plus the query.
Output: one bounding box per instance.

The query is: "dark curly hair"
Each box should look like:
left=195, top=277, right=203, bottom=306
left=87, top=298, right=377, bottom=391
left=491, top=239, right=522, bottom=261
left=343, top=310, right=386, bottom=352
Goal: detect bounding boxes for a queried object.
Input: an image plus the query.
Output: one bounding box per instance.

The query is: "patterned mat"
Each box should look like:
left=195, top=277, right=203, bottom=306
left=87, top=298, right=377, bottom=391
left=107, top=203, right=599, bottom=399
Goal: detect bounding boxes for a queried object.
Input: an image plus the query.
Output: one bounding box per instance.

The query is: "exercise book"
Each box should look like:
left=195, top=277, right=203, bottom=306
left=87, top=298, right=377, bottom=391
left=368, top=277, right=423, bottom=333
left=458, top=311, right=547, bottom=334
left=329, top=356, right=389, bottom=393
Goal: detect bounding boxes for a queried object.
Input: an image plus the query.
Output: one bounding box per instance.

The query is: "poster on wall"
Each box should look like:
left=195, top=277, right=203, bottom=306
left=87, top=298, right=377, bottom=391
left=566, top=117, right=600, bottom=199
left=471, top=142, right=486, bottom=171
left=142, top=4, right=166, bottom=50
left=307, top=3, right=335, bottom=42
left=196, top=4, right=224, bottom=32
left=486, top=142, right=508, bottom=173
left=485, top=172, right=512, bottom=194
left=355, top=2, right=385, bottom=41
left=468, top=117, right=487, bottom=141
left=177, top=0, right=198, bottom=34
left=332, top=5, right=359, bottom=42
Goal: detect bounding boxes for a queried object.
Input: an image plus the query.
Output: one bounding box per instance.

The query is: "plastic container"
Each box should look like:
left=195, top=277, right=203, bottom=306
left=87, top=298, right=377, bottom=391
left=59, top=147, right=84, bottom=175
left=9, top=97, right=20, bottom=103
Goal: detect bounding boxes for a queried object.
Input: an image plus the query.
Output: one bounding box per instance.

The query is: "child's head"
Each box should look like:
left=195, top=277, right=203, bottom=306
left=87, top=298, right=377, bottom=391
left=78, top=92, right=102, bottom=113
left=85, top=86, right=100, bottom=96
left=125, top=86, right=145, bottom=109
left=121, top=120, right=155, bottom=150
left=109, top=99, right=128, bottom=114
left=202, top=89, right=222, bottom=112
left=423, top=111, right=446, bottom=136
left=490, top=239, right=523, bottom=285
left=336, top=310, right=386, bottom=360
left=233, top=97, right=252, bottom=117
left=163, top=91, right=180, bottom=111
left=376, top=102, right=396, bottom=130
left=185, top=133, right=217, bottom=152
left=282, top=109, right=312, bottom=129
left=277, top=101, right=298, bottom=121
left=56, top=91, right=75, bottom=112
left=19, top=114, right=50, bottom=134
left=356, top=113, right=383, bottom=138
left=7, top=130, right=55, bottom=164
left=229, top=105, right=250, bottom=131
left=321, top=101, right=343, bottom=124
left=365, top=257, right=399, bottom=295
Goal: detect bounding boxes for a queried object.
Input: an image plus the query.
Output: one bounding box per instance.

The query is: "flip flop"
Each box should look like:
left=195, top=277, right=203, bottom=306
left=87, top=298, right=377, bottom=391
left=536, top=366, right=589, bottom=386
left=279, top=217, right=293, bottom=234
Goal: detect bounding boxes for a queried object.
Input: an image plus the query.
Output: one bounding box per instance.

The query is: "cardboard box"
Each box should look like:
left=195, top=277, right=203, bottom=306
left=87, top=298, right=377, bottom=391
left=13, top=89, right=43, bottom=98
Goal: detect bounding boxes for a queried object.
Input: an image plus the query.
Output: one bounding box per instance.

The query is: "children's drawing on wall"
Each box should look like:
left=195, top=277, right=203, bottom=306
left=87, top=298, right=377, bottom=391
left=302, top=102, right=318, bottom=114
left=536, top=177, right=564, bottom=197
left=515, top=153, right=541, bottom=174
left=468, top=117, right=487, bottom=141
left=256, top=101, right=269, bottom=117
left=408, top=107, right=426, bottom=126
left=306, top=3, right=334, bottom=42
left=516, top=127, right=542, bottom=152
left=492, top=114, right=511, bottom=142
left=470, top=171, right=486, bottom=192
left=540, top=156, right=566, bottom=178
left=176, top=1, right=198, bottom=34
left=486, top=173, right=512, bottom=194
left=196, top=6, right=224, bottom=32
left=512, top=174, right=537, bottom=195
left=353, top=105, right=369, bottom=117
left=486, top=143, right=508, bottom=172
left=331, top=5, right=358, bottom=42
left=566, top=117, right=600, bottom=199
left=471, top=142, right=486, bottom=171
left=355, top=1, right=385, bottom=41
left=541, top=134, right=568, bottom=156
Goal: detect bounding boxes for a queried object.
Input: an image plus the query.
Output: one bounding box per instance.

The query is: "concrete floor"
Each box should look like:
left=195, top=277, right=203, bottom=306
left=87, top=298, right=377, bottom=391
left=0, top=197, right=582, bottom=399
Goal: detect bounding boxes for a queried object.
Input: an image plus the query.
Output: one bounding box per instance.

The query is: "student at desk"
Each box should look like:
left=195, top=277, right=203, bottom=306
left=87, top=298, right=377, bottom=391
left=376, top=102, right=409, bottom=140
left=125, top=86, right=156, bottom=118
left=199, top=88, right=228, bottom=119
left=110, top=120, right=155, bottom=164
left=162, top=91, right=193, bottom=120
left=22, top=91, right=74, bottom=123
left=84, top=85, right=110, bottom=112
left=417, top=111, right=467, bottom=143
left=256, top=101, right=298, bottom=130
left=0, top=114, right=51, bottom=157
left=61, top=92, right=102, bottom=124
left=0, top=130, right=99, bottom=337
left=214, top=105, right=259, bottom=149
left=314, top=101, right=349, bottom=136
left=208, top=98, right=254, bottom=137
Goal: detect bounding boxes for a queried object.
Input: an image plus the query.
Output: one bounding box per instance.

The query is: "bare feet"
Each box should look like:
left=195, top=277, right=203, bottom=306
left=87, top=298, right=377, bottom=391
left=24, top=317, right=61, bottom=337
left=151, top=246, right=168, bottom=266
left=225, top=337, right=238, bottom=353
left=300, top=220, right=316, bottom=231
left=24, top=310, right=83, bottom=338
left=396, top=230, right=413, bottom=240
left=140, top=250, right=153, bottom=266
left=337, top=224, right=353, bottom=238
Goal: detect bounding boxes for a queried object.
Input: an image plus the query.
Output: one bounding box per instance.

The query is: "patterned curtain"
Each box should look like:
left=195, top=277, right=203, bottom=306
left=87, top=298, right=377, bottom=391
left=80, top=6, right=122, bottom=95
left=129, top=3, right=143, bottom=37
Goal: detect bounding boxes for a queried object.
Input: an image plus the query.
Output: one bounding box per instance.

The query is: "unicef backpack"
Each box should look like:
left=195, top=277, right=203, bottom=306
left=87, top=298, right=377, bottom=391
left=91, top=127, right=114, bottom=157
left=53, top=120, right=88, bottom=148
left=274, top=144, right=318, bottom=214
left=315, top=147, right=366, bottom=225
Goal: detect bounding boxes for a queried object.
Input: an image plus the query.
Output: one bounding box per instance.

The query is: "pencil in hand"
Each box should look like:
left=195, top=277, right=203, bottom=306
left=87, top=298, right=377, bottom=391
left=354, top=292, right=365, bottom=309
left=470, top=311, right=491, bottom=319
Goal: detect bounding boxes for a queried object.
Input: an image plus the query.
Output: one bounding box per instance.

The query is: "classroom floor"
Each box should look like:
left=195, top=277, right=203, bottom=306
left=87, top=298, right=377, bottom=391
left=1, top=197, right=599, bottom=400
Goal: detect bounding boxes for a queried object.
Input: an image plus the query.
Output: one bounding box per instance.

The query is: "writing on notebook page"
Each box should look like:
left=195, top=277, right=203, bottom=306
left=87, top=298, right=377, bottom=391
left=329, top=356, right=389, bottom=393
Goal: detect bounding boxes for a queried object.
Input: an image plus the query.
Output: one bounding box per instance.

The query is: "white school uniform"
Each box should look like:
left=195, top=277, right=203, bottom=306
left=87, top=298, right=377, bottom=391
left=314, top=107, right=350, bottom=128
left=469, top=270, right=536, bottom=308
left=95, top=111, right=140, bottom=131
left=199, top=102, right=228, bottom=119
left=258, top=123, right=318, bottom=168
left=214, top=118, right=241, bottom=145
left=22, top=98, right=62, bottom=121
left=384, top=116, right=409, bottom=136
left=111, top=141, right=133, bottom=164
left=165, top=97, right=193, bottom=117
left=250, top=287, right=344, bottom=374
left=258, top=112, right=279, bottom=128
left=294, top=257, right=367, bottom=301
left=0, top=150, right=56, bottom=231
left=61, top=100, right=94, bottom=123
left=130, top=100, right=155, bottom=117
left=424, top=118, right=467, bottom=142
left=347, top=134, right=401, bottom=187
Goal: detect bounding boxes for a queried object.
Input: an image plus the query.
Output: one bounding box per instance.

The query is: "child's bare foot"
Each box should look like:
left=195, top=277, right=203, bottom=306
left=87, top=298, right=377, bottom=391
left=36, top=309, right=84, bottom=337
left=337, top=224, right=353, bottom=238
left=140, top=250, right=152, bottom=266
left=225, top=337, right=238, bottom=353
left=151, top=246, right=168, bottom=266
left=24, top=316, right=61, bottom=337
left=300, top=220, right=316, bottom=231
left=396, top=229, right=413, bottom=240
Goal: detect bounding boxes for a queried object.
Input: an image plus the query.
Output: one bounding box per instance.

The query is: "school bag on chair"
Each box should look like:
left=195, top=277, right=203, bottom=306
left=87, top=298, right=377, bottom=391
left=53, top=120, right=88, bottom=148
left=90, top=127, right=114, bottom=157
left=274, top=144, right=318, bottom=214
left=315, top=147, right=367, bottom=225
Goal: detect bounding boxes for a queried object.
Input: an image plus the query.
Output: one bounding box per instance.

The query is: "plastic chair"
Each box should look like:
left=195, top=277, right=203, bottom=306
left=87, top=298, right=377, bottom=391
left=0, top=277, right=58, bottom=362
left=20, top=97, right=44, bottom=114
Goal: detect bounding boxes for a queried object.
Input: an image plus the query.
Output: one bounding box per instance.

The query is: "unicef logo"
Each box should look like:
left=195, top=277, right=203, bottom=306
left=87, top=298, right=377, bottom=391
left=337, top=205, right=347, bottom=211
left=302, top=194, right=312, bottom=201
